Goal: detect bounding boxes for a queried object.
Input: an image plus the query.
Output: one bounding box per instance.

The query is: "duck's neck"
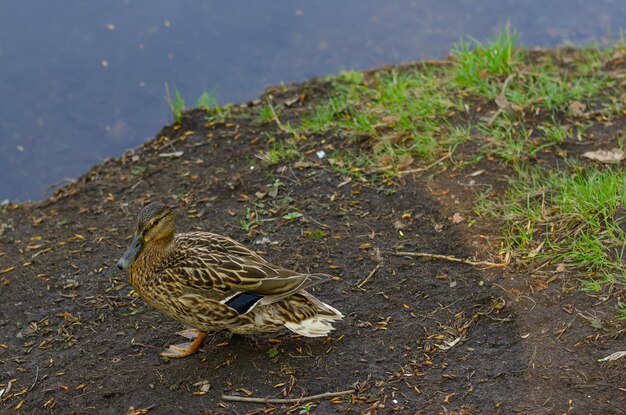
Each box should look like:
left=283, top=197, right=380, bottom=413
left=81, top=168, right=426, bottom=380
left=129, top=236, right=176, bottom=287
left=145, top=236, right=176, bottom=267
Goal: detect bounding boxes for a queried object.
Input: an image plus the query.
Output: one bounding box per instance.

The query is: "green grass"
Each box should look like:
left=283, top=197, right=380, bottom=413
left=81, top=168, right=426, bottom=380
left=256, top=138, right=300, bottom=165
left=537, top=121, right=569, bottom=144
left=298, top=67, right=463, bottom=173
left=165, top=85, right=185, bottom=123
left=617, top=301, right=626, bottom=320
left=504, top=71, right=611, bottom=112
left=197, top=91, right=227, bottom=122
left=256, top=102, right=277, bottom=124
left=236, top=208, right=259, bottom=231
left=451, top=24, right=523, bottom=96
left=478, top=167, right=626, bottom=289
left=293, top=28, right=623, bottom=176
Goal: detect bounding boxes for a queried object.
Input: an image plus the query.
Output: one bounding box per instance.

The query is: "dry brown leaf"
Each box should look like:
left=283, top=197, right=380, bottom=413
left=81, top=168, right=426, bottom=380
left=292, top=160, right=320, bottom=169
left=569, top=100, right=586, bottom=116
left=450, top=213, right=464, bottom=224
left=469, top=169, right=485, bottom=177
left=582, top=148, right=625, bottom=163
left=393, top=219, right=406, bottom=230
left=397, top=156, right=414, bottom=171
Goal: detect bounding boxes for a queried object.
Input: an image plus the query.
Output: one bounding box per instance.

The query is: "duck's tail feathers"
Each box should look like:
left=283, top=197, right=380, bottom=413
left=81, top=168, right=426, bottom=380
left=284, top=292, right=343, bottom=337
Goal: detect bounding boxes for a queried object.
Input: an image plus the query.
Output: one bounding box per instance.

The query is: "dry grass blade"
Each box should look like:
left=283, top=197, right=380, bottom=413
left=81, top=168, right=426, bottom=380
left=221, top=389, right=355, bottom=404
left=390, top=251, right=506, bottom=267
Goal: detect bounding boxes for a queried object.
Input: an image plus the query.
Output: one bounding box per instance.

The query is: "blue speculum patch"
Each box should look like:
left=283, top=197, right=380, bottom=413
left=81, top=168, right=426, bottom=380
left=225, top=292, right=263, bottom=314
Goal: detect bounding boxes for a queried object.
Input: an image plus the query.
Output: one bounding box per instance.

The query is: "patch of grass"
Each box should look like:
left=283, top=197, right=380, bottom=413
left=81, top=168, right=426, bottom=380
left=236, top=208, right=259, bottom=231
left=256, top=102, right=277, bottom=124
left=299, top=68, right=462, bottom=172
left=130, top=166, right=147, bottom=176
left=294, top=26, right=622, bottom=174
left=299, top=94, right=350, bottom=133
left=282, top=211, right=302, bottom=221
left=304, top=230, right=326, bottom=240
left=451, top=24, right=523, bottom=96
left=299, top=403, right=316, bottom=414
left=478, top=116, right=528, bottom=162
left=165, top=84, right=185, bottom=123
left=617, top=301, right=626, bottom=320
left=479, top=167, right=626, bottom=289
left=571, top=47, right=613, bottom=75
left=257, top=138, right=300, bottom=165
left=537, top=121, right=569, bottom=144
left=197, top=91, right=226, bottom=122
left=509, top=71, right=610, bottom=112
left=478, top=115, right=568, bottom=161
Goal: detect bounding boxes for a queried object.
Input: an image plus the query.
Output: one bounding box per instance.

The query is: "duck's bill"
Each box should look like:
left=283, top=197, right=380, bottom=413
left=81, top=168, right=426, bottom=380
left=117, top=233, right=143, bottom=269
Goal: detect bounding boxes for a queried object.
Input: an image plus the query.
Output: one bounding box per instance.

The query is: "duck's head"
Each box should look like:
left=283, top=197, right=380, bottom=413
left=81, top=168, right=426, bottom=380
left=117, top=202, right=175, bottom=269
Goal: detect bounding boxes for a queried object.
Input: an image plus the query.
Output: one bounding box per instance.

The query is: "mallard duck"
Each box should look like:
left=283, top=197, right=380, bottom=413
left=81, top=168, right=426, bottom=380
left=117, top=202, right=343, bottom=358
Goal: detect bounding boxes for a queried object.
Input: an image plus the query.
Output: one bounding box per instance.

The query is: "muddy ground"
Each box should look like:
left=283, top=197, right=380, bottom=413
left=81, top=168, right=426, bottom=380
left=1, top=69, right=625, bottom=415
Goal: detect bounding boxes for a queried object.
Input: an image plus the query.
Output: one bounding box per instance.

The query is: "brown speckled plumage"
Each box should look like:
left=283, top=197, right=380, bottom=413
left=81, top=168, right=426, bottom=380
left=118, top=202, right=342, bottom=356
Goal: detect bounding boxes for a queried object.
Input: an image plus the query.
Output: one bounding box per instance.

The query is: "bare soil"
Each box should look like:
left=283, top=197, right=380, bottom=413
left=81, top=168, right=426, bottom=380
left=1, top=63, right=624, bottom=415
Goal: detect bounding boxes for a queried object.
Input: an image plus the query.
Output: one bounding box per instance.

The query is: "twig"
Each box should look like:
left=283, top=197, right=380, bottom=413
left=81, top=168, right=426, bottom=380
left=556, top=315, right=577, bottom=340
left=356, top=263, right=382, bottom=289
left=598, top=351, right=626, bottom=362
left=221, top=389, right=355, bottom=404
left=390, top=251, right=506, bottom=267
left=398, top=154, right=449, bottom=176
left=28, top=367, right=39, bottom=392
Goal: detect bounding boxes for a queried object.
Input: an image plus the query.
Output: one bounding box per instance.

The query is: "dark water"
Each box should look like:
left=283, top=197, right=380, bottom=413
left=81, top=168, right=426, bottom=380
left=1, top=0, right=624, bottom=201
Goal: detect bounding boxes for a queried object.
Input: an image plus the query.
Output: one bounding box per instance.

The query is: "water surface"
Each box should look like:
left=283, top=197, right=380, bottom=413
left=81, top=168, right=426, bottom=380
left=1, top=0, right=624, bottom=201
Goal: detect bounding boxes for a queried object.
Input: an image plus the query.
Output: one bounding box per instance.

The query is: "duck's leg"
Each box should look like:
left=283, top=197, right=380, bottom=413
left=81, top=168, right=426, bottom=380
left=160, top=331, right=207, bottom=358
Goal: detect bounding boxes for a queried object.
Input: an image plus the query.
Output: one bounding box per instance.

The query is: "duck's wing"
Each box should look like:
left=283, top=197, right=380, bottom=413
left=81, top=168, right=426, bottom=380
left=166, top=232, right=328, bottom=300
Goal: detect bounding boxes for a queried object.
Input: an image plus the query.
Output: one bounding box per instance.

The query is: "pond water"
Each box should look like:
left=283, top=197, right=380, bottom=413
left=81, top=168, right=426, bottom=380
left=1, top=0, right=624, bottom=201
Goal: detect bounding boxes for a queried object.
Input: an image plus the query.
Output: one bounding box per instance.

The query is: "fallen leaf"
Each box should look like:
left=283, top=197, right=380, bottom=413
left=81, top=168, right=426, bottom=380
left=569, top=100, right=586, bottom=116
left=397, top=155, right=414, bottom=171
left=582, top=148, right=625, bottom=163
left=450, top=213, right=464, bottom=224
left=527, top=241, right=545, bottom=258
left=267, top=186, right=278, bottom=198
left=393, top=220, right=406, bottom=230
left=293, top=160, right=320, bottom=169
left=591, top=318, right=603, bottom=329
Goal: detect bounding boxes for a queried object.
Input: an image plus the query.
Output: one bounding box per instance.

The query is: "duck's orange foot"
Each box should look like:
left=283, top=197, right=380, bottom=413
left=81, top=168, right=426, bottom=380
left=160, top=331, right=207, bottom=358
left=176, top=327, right=202, bottom=340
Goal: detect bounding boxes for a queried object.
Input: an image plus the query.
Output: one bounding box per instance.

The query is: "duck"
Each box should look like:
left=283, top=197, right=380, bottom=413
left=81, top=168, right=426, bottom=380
left=117, top=202, right=343, bottom=358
